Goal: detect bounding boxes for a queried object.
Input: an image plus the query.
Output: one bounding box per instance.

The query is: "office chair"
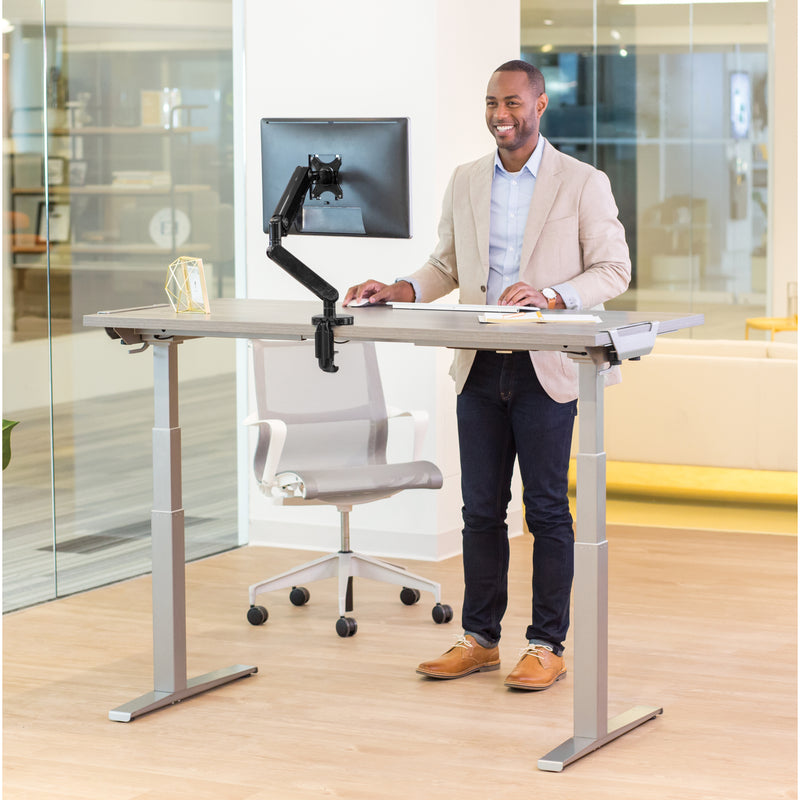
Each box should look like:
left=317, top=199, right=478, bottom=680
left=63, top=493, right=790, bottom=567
left=245, top=339, right=453, bottom=637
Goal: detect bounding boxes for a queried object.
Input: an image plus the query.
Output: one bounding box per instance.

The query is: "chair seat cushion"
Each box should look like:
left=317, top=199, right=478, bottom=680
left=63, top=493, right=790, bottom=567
left=276, top=460, right=443, bottom=505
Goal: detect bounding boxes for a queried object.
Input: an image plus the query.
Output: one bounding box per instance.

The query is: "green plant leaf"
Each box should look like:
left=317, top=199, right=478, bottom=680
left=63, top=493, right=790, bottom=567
left=3, top=419, right=20, bottom=471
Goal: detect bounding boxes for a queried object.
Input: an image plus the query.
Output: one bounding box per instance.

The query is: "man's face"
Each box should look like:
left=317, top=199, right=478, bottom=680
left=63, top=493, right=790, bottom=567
left=485, top=70, right=548, bottom=158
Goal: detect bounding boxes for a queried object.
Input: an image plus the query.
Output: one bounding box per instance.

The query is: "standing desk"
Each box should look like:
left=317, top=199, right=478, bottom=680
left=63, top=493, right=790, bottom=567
left=84, top=298, right=703, bottom=770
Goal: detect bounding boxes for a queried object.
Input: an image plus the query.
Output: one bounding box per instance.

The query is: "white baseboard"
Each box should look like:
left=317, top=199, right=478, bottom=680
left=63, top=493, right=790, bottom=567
left=247, top=508, right=524, bottom=563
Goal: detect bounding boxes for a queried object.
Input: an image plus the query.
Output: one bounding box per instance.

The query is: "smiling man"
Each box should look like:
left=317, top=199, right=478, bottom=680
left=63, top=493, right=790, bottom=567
left=345, top=60, right=631, bottom=693
left=486, top=65, right=548, bottom=172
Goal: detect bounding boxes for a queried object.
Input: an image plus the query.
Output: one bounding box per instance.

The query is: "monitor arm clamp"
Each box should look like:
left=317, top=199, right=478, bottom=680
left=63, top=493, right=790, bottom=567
left=267, top=156, right=353, bottom=372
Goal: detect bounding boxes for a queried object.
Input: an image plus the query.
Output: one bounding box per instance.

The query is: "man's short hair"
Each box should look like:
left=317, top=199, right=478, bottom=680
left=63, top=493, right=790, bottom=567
left=494, top=60, right=546, bottom=96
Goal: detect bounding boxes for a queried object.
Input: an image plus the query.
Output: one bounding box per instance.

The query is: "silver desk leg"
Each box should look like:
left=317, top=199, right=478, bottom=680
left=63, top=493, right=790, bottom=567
left=109, top=340, right=256, bottom=722
left=538, top=358, right=661, bottom=770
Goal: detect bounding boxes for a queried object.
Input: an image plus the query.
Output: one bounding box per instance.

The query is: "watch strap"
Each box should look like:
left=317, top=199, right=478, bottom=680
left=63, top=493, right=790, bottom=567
left=541, top=288, right=557, bottom=310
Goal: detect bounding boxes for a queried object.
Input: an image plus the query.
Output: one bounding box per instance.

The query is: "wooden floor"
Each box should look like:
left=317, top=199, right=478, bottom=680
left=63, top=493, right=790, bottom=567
left=3, top=525, right=796, bottom=799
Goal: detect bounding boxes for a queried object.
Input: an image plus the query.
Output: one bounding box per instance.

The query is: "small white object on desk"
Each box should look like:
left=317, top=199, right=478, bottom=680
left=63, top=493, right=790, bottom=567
left=478, top=312, right=604, bottom=324
left=388, top=302, right=536, bottom=314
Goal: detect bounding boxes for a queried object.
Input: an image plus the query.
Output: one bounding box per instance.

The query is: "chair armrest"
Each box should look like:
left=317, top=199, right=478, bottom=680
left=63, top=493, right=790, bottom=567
left=243, top=415, right=288, bottom=487
left=386, top=406, right=429, bottom=461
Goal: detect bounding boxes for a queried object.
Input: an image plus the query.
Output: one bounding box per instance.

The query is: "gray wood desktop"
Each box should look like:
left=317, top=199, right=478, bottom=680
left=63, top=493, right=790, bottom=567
left=84, top=298, right=703, bottom=771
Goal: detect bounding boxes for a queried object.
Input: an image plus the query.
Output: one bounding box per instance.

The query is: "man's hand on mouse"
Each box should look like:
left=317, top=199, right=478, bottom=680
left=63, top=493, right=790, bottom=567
left=343, top=280, right=416, bottom=306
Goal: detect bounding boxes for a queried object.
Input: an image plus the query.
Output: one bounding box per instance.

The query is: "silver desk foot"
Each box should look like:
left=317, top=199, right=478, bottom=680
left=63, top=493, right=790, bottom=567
left=538, top=705, right=663, bottom=772
left=109, top=664, right=258, bottom=722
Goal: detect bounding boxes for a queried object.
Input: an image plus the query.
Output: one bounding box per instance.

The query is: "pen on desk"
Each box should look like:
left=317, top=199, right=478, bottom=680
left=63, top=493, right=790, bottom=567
left=490, top=310, right=544, bottom=323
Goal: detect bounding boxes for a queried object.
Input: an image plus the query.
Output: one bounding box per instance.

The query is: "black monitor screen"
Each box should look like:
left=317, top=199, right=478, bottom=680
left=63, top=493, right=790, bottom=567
left=261, top=117, right=411, bottom=239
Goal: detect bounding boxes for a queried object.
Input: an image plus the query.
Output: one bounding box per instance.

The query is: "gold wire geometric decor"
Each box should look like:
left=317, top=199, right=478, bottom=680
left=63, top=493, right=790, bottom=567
left=165, top=256, right=210, bottom=313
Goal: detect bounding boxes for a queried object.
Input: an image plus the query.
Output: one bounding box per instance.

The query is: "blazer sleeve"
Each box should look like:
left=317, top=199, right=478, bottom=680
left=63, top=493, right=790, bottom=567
left=569, top=168, right=631, bottom=309
left=405, top=169, right=461, bottom=302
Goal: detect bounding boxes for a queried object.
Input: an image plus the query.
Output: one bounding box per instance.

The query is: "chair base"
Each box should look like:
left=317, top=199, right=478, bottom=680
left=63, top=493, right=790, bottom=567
left=248, top=549, right=442, bottom=617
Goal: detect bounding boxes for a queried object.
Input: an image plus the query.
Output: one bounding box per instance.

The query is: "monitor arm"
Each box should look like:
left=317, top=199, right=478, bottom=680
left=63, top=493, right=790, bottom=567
left=267, top=156, right=353, bottom=372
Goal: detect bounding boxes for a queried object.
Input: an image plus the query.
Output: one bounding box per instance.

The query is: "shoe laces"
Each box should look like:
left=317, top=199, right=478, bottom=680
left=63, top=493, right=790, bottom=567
left=452, top=635, right=474, bottom=651
left=518, top=643, right=553, bottom=663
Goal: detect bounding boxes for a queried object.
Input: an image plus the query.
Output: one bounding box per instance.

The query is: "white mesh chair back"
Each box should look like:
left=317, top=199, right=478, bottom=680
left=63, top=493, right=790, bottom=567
left=250, top=339, right=389, bottom=477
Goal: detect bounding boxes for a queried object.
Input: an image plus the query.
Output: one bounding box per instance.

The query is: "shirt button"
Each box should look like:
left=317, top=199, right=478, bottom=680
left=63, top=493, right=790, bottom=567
left=480, top=285, right=487, bottom=293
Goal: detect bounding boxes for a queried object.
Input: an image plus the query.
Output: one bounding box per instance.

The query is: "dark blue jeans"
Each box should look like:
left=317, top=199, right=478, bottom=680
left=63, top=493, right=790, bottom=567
left=456, top=350, right=577, bottom=655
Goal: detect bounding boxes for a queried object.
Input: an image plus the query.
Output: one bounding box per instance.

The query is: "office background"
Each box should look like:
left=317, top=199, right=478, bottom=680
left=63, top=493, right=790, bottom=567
left=1, top=2, right=796, bottom=797
left=2, top=0, right=796, bottom=606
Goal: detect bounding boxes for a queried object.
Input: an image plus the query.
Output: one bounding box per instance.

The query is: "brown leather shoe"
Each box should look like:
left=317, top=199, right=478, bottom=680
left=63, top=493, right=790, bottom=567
left=416, top=634, right=500, bottom=679
left=504, top=644, right=566, bottom=690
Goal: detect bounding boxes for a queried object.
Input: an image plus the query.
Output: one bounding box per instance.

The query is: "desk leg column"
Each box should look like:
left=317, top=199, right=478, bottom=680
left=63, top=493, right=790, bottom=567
left=538, top=359, right=661, bottom=771
left=109, top=340, right=256, bottom=722
left=151, top=340, right=187, bottom=694
left=574, top=359, right=608, bottom=743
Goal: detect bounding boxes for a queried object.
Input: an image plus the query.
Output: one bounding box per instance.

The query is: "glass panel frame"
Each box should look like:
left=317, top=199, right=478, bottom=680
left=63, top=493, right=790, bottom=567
left=3, top=2, right=59, bottom=611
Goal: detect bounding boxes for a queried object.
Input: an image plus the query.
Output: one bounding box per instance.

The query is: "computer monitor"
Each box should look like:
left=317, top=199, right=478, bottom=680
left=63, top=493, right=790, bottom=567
left=260, top=117, right=411, bottom=238
left=260, top=117, right=411, bottom=373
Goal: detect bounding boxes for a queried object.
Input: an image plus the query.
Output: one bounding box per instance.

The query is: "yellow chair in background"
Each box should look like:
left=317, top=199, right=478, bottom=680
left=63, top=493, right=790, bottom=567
left=745, top=314, right=798, bottom=340
left=746, top=281, right=798, bottom=340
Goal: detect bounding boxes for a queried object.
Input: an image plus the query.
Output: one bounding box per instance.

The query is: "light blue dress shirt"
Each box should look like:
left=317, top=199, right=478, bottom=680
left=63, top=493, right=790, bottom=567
left=487, top=137, right=579, bottom=308
left=487, top=145, right=538, bottom=304
left=402, top=136, right=580, bottom=308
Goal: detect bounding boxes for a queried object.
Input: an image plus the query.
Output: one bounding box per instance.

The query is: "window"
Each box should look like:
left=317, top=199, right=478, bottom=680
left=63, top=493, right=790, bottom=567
left=522, top=0, right=773, bottom=339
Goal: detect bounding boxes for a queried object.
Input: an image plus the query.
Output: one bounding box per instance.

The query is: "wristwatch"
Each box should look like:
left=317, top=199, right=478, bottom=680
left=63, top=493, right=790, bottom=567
left=541, top=287, right=558, bottom=310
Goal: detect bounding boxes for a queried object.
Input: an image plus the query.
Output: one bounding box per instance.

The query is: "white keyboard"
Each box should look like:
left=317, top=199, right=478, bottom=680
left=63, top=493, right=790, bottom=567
left=387, top=302, right=537, bottom=314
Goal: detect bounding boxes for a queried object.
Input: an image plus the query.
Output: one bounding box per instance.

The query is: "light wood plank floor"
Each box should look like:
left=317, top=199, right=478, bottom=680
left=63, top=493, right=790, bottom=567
left=3, top=525, right=796, bottom=799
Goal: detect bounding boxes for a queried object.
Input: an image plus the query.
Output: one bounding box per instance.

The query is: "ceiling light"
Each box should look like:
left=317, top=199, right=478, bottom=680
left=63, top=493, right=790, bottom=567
left=541, top=44, right=554, bottom=53
left=619, top=0, right=766, bottom=5
left=543, top=19, right=554, bottom=25
left=2, top=18, right=15, bottom=34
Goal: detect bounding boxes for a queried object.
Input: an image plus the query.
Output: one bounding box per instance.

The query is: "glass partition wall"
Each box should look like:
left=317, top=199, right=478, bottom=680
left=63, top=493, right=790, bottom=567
left=521, top=0, right=773, bottom=339
left=2, top=2, right=239, bottom=611
left=2, top=0, right=786, bottom=612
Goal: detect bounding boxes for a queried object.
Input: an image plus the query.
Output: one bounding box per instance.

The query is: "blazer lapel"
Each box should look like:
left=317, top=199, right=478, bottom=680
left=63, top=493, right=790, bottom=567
left=469, top=155, right=494, bottom=274
left=519, top=140, right=561, bottom=273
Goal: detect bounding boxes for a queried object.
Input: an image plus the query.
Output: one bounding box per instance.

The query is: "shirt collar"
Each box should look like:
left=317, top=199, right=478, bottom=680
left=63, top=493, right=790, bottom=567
left=493, top=134, right=545, bottom=178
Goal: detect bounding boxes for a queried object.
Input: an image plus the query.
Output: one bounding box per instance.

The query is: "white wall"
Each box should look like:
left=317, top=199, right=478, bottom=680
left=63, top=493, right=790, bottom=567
left=769, top=0, right=798, bottom=317
left=243, top=0, right=522, bottom=560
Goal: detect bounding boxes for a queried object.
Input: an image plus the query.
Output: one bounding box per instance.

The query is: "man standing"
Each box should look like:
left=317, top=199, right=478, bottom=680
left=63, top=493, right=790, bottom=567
left=344, top=60, right=630, bottom=691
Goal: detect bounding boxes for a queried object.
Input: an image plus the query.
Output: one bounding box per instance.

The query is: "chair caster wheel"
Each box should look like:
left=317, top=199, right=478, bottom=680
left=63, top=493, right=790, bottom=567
left=432, top=603, right=453, bottom=624
left=335, top=616, right=358, bottom=637
left=290, top=586, right=310, bottom=606
left=247, top=605, right=268, bottom=625
left=400, top=587, right=421, bottom=605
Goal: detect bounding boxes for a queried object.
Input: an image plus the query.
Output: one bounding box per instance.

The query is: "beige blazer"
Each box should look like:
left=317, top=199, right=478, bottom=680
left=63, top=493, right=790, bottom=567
left=407, top=138, right=632, bottom=403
